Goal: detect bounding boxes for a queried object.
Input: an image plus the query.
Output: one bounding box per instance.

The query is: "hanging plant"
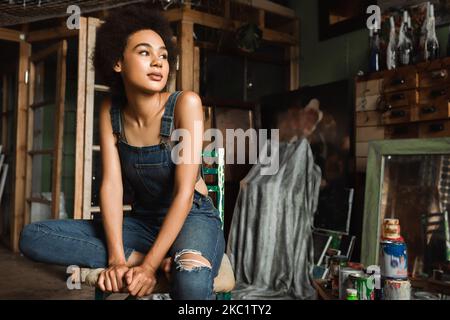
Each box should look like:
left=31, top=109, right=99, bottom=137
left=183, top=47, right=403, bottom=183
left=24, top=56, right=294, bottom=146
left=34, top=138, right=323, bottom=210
left=235, top=23, right=262, bottom=53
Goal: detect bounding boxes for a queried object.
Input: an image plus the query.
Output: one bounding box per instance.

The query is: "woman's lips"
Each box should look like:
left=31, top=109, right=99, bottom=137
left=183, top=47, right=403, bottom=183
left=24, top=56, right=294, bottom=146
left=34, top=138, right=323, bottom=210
left=148, top=74, right=163, bottom=81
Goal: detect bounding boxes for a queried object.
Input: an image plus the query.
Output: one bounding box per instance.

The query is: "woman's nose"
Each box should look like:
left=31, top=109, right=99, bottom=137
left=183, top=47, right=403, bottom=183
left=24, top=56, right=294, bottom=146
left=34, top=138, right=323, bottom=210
left=151, top=56, right=162, bottom=67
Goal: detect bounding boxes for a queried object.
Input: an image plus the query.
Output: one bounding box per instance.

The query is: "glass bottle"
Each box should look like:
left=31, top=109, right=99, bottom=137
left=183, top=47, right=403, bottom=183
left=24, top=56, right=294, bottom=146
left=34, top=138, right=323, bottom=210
left=369, top=21, right=381, bottom=72
left=398, top=11, right=413, bottom=66
left=387, top=16, right=397, bottom=70
left=425, top=4, right=439, bottom=61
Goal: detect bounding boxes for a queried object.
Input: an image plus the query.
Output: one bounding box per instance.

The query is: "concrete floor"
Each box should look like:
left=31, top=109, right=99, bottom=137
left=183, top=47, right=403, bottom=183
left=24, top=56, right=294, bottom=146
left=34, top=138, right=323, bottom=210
left=0, top=244, right=95, bottom=299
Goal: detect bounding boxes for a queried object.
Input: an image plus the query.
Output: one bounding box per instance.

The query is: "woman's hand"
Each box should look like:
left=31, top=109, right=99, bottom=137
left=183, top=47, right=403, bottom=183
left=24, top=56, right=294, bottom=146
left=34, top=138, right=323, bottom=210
left=97, top=264, right=129, bottom=293
left=125, top=264, right=158, bottom=297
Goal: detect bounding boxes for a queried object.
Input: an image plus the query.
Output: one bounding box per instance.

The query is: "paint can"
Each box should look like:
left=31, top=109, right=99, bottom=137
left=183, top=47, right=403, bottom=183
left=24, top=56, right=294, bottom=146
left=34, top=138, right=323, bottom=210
left=355, top=274, right=375, bottom=300
left=329, top=255, right=348, bottom=296
left=366, top=265, right=382, bottom=300
left=380, top=240, right=408, bottom=279
left=339, top=268, right=363, bottom=300
left=383, top=279, right=411, bottom=300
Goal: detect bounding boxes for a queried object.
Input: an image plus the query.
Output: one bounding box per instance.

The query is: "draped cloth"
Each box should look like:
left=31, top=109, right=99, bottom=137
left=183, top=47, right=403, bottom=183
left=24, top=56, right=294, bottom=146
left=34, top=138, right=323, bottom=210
left=226, top=138, right=322, bottom=300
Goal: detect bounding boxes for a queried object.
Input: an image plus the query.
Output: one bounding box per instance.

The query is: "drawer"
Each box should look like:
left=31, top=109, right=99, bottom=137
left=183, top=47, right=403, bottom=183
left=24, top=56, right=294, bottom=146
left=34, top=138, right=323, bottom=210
left=385, top=123, right=419, bottom=139
left=356, top=79, right=383, bottom=97
left=418, top=86, right=449, bottom=104
left=384, top=90, right=417, bottom=108
left=419, top=120, right=450, bottom=138
left=355, top=95, right=381, bottom=112
left=418, top=68, right=449, bottom=88
left=356, top=142, right=369, bottom=157
left=356, top=126, right=385, bottom=142
left=356, top=111, right=382, bottom=127
left=383, top=68, right=417, bottom=93
left=411, top=101, right=450, bottom=122
left=382, top=106, right=411, bottom=125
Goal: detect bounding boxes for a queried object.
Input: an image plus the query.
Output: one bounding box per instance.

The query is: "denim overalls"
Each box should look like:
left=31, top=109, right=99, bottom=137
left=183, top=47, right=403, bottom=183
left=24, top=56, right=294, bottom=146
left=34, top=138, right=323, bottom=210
left=19, top=91, right=226, bottom=300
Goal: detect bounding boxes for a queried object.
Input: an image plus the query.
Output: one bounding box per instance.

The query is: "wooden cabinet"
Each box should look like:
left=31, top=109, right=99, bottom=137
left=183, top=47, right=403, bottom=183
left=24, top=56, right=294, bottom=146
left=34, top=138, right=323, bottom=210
left=354, top=57, right=450, bottom=172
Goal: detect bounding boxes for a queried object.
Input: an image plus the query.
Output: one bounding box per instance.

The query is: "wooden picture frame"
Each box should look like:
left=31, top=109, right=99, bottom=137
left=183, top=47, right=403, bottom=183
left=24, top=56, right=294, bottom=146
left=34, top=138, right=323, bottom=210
left=361, top=137, right=450, bottom=267
left=318, top=0, right=375, bottom=41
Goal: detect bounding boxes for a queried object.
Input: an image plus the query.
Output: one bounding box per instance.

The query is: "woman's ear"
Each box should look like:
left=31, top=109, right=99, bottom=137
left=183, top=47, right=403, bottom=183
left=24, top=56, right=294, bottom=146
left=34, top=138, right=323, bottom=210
left=113, top=60, right=122, bottom=73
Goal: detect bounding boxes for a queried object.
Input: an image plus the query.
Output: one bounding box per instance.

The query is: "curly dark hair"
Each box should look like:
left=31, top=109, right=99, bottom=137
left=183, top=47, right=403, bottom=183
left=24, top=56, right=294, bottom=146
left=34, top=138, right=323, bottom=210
left=93, top=4, right=178, bottom=102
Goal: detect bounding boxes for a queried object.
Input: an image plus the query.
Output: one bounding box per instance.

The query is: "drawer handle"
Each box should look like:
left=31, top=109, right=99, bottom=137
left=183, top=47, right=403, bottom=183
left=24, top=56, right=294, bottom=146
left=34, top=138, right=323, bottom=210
left=431, top=70, right=447, bottom=79
left=430, top=89, right=446, bottom=98
left=391, top=78, right=406, bottom=86
left=429, top=124, right=445, bottom=132
left=391, top=110, right=406, bottom=118
left=421, top=106, right=437, bottom=114
left=390, top=93, right=405, bottom=101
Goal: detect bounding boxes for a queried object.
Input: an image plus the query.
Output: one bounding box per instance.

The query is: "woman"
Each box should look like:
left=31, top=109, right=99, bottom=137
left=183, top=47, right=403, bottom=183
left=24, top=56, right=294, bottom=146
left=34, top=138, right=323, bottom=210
left=19, top=4, right=225, bottom=300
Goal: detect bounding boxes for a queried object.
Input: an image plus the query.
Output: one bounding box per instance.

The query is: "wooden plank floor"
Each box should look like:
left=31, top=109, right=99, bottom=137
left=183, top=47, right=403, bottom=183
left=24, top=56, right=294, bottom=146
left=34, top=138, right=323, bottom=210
left=0, top=244, right=95, bottom=299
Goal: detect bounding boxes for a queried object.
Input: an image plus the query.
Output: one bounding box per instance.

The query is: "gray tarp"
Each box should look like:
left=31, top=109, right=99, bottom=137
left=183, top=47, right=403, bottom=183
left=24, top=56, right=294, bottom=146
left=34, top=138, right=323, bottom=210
left=227, top=138, right=322, bottom=300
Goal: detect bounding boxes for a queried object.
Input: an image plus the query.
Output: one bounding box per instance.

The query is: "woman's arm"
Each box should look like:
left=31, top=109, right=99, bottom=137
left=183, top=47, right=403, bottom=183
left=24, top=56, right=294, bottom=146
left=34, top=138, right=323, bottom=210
left=126, top=91, right=204, bottom=296
left=98, top=97, right=126, bottom=266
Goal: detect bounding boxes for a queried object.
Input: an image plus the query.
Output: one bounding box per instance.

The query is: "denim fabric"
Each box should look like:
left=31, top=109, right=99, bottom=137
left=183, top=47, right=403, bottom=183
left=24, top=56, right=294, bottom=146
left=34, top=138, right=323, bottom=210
left=19, top=91, right=225, bottom=300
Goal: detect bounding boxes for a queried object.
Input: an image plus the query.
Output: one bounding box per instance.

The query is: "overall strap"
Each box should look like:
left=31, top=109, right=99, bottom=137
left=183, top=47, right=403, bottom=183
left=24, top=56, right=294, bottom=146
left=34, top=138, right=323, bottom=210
left=109, top=97, right=122, bottom=138
left=160, top=91, right=183, bottom=142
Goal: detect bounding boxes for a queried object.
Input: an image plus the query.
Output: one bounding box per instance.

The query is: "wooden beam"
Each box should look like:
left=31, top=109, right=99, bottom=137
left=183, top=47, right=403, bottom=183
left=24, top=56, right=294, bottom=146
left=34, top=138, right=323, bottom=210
left=234, top=0, right=296, bottom=18
left=11, top=41, right=30, bottom=252
left=24, top=61, right=35, bottom=226
left=258, top=10, right=265, bottom=29
left=51, top=40, right=67, bottom=220
left=26, top=197, right=52, bottom=206
left=179, top=20, right=194, bottom=91
left=74, top=17, right=88, bottom=220
left=224, top=0, right=231, bottom=19
left=182, top=9, right=296, bottom=45
left=289, top=19, right=300, bottom=90
left=0, top=28, right=24, bottom=42
left=27, top=26, right=78, bottom=42
left=193, top=46, right=200, bottom=94
left=82, top=18, right=98, bottom=219
left=2, top=75, right=8, bottom=155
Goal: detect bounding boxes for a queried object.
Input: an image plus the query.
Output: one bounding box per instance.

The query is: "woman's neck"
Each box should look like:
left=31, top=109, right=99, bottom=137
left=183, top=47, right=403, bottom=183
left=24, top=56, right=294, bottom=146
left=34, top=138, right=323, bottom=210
left=123, top=86, right=163, bottom=128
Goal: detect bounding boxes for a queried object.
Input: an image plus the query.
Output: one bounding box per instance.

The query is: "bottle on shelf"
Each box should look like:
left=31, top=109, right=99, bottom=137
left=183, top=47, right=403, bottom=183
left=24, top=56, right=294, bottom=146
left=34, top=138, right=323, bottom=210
left=369, top=20, right=381, bottom=72
left=398, top=11, right=413, bottom=66
left=425, top=4, right=439, bottom=61
left=387, top=16, right=397, bottom=70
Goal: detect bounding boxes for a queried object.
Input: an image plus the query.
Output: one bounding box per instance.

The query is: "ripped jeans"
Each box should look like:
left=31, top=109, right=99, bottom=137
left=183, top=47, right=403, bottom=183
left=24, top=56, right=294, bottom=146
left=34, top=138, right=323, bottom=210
left=19, top=191, right=226, bottom=300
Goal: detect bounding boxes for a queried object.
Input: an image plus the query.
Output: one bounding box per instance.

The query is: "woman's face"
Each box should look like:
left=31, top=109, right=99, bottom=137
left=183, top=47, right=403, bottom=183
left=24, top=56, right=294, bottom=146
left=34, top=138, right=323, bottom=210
left=114, top=29, right=170, bottom=93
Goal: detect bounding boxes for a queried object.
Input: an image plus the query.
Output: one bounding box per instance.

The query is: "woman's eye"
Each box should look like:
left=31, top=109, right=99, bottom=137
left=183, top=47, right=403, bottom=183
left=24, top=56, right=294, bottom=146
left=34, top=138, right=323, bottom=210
left=160, top=54, right=168, bottom=59
left=139, top=51, right=149, bottom=56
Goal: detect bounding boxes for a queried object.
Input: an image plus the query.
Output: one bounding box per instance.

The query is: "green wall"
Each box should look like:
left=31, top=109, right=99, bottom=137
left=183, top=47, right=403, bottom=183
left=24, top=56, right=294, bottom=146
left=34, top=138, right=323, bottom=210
left=289, top=0, right=450, bottom=87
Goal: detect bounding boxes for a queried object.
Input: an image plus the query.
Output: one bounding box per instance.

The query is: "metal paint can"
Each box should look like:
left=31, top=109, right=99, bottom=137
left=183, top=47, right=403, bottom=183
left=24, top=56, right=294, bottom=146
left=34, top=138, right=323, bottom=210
left=355, top=274, right=375, bottom=300
left=380, top=240, right=408, bottom=279
left=339, top=268, right=363, bottom=300
left=383, top=279, right=411, bottom=300
left=329, top=255, right=348, bottom=296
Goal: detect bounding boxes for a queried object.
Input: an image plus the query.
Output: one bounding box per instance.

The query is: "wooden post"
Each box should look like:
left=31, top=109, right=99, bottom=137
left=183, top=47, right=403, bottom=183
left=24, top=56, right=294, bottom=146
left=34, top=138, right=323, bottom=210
left=23, top=61, right=35, bottom=226
left=74, top=17, right=88, bottom=220
left=289, top=18, right=300, bottom=90
left=82, top=18, right=98, bottom=220
left=51, top=40, right=67, bottom=220
left=178, top=20, right=194, bottom=91
left=193, top=46, right=200, bottom=93
left=11, top=41, right=30, bottom=252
